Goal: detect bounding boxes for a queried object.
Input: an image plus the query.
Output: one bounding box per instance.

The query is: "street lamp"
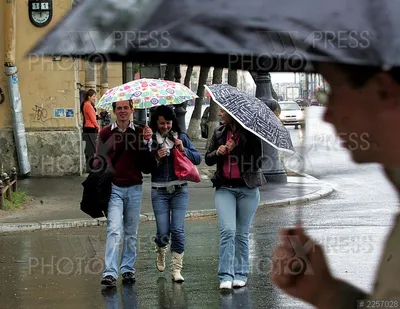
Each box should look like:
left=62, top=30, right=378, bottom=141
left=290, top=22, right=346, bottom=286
left=253, top=70, right=288, bottom=183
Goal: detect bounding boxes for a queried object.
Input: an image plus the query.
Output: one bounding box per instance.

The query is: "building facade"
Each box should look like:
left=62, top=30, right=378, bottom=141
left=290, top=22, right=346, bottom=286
left=0, top=0, right=122, bottom=176
left=0, top=2, right=257, bottom=177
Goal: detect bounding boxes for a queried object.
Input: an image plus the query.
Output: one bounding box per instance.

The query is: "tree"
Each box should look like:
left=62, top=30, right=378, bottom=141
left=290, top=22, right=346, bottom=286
left=133, top=63, right=140, bottom=74
left=183, top=65, right=193, bottom=88
left=206, top=67, right=223, bottom=148
left=187, top=66, right=210, bottom=140
left=228, top=69, right=237, bottom=87
left=164, top=64, right=175, bottom=81
left=174, top=65, right=181, bottom=83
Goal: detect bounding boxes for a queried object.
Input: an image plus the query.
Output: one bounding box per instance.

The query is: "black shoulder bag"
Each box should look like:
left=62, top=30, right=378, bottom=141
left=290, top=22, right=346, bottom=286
left=80, top=143, right=124, bottom=218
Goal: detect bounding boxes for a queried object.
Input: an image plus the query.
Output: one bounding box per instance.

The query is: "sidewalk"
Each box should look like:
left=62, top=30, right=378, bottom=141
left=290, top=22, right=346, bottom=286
left=0, top=139, right=333, bottom=232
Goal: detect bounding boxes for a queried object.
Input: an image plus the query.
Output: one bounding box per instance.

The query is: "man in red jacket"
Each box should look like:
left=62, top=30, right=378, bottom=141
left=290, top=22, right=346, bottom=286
left=96, top=100, right=154, bottom=286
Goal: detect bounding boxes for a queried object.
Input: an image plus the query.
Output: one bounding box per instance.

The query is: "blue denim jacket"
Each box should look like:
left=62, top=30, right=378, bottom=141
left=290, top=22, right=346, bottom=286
left=151, top=133, right=202, bottom=183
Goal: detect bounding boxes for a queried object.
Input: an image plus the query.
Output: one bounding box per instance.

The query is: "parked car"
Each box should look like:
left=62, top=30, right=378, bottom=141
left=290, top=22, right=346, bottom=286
left=295, top=99, right=309, bottom=107
left=200, top=106, right=210, bottom=138
left=279, top=100, right=305, bottom=129
left=310, top=99, right=319, bottom=106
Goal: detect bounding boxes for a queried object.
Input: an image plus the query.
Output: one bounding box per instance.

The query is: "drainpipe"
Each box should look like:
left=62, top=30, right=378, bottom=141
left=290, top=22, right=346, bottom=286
left=4, top=0, right=30, bottom=176
left=72, top=0, right=84, bottom=175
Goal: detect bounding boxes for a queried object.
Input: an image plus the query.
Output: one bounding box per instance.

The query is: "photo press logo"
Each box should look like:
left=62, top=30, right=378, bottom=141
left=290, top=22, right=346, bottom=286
left=27, top=233, right=162, bottom=276
left=228, top=31, right=310, bottom=71
left=29, top=30, right=172, bottom=71
left=228, top=29, right=373, bottom=71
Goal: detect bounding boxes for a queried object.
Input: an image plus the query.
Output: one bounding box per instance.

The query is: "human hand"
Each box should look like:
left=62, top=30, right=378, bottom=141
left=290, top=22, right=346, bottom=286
left=271, top=226, right=338, bottom=308
left=143, top=126, right=152, bottom=140
left=225, top=138, right=236, bottom=151
left=157, top=148, right=169, bottom=160
left=216, top=145, right=228, bottom=156
left=175, top=139, right=184, bottom=152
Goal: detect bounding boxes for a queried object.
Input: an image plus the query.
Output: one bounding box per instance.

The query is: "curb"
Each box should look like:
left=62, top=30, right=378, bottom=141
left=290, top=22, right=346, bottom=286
left=0, top=179, right=334, bottom=234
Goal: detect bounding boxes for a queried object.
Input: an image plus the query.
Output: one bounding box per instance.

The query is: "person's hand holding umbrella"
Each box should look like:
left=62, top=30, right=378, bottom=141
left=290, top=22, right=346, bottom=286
left=143, top=125, right=152, bottom=141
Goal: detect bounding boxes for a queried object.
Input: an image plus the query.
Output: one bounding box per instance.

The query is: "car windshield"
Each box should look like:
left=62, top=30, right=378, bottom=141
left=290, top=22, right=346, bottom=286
left=280, top=103, right=300, bottom=111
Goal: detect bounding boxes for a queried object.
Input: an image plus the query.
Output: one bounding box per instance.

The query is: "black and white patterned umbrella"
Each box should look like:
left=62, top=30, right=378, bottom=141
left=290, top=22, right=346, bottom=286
left=205, top=84, right=294, bottom=153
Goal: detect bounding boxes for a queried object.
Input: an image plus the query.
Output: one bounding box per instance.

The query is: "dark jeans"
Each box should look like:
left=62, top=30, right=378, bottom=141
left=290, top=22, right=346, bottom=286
left=82, top=127, right=98, bottom=172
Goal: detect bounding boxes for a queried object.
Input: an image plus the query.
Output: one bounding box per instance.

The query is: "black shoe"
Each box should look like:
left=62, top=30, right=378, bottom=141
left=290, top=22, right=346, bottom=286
left=122, top=272, right=136, bottom=284
left=101, top=286, right=117, bottom=297
left=101, top=275, right=117, bottom=287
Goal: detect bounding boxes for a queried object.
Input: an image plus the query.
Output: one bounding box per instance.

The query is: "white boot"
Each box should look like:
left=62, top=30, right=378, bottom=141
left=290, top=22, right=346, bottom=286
left=156, top=245, right=168, bottom=272
left=171, top=251, right=184, bottom=283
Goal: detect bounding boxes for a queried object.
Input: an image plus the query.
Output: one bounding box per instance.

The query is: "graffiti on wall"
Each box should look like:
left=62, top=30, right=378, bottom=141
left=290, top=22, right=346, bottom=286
left=32, top=104, right=48, bottom=123
left=29, top=102, right=60, bottom=126
left=27, top=91, right=77, bottom=126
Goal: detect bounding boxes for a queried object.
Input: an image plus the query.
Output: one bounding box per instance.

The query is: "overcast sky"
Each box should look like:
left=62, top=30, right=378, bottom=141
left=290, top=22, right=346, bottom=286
left=270, top=72, right=296, bottom=83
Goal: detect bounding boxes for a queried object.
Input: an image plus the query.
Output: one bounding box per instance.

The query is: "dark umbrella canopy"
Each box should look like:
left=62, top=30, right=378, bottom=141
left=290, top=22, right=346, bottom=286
left=29, top=0, right=400, bottom=70
left=28, top=0, right=313, bottom=71
left=205, top=84, right=294, bottom=153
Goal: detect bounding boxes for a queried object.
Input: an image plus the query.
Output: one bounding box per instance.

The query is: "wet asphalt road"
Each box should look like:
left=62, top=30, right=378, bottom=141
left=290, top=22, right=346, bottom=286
left=0, top=107, right=399, bottom=309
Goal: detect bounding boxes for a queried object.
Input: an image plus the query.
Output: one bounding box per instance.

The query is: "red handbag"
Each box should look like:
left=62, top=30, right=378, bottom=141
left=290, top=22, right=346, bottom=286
left=173, top=148, right=201, bottom=183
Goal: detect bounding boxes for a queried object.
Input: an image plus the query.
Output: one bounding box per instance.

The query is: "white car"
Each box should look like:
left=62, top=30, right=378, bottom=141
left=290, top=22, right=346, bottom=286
left=278, top=100, right=305, bottom=129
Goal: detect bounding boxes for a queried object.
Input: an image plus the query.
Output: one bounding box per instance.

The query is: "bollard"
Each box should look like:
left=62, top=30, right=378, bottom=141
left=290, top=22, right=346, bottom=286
left=11, top=167, right=17, bottom=192
left=4, top=173, right=11, bottom=201
left=0, top=180, right=3, bottom=209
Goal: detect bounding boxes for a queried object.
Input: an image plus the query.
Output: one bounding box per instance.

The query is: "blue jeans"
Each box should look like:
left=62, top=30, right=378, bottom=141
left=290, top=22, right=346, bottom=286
left=103, top=184, right=143, bottom=279
left=151, top=186, right=189, bottom=254
left=215, top=186, right=260, bottom=283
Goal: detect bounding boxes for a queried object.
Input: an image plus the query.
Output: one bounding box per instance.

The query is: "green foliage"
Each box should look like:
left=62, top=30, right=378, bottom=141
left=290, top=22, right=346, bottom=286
left=133, top=63, right=140, bottom=74
left=3, top=190, right=27, bottom=211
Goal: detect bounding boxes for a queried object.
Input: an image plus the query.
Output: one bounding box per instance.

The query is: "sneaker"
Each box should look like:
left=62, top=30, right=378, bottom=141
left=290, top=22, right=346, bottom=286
left=219, top=281, right=232, bottom=290
left=122, top=272, right=136, bottom=284
left=101, top=275, right=117, bottom=287
left=232, top=280, right=246, bottom=288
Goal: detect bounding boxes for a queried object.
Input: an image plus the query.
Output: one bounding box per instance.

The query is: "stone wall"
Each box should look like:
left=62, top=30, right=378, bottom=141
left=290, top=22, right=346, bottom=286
left=0, top=129, right=18, bottom=174
left=0, top=129, right=83, bottom=176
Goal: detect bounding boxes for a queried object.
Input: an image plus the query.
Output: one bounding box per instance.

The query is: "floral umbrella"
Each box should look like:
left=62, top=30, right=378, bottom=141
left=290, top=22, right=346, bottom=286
left=96, top=78, right=198, bottom=110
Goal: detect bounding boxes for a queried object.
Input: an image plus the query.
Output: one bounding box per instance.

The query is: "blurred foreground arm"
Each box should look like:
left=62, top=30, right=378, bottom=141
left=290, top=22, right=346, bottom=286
left=271, top=226, right=368, bottom=308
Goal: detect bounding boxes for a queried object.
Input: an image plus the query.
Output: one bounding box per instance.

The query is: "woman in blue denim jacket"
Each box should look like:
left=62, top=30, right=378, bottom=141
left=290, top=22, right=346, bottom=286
left=150, top=105, right=201, bottom=282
